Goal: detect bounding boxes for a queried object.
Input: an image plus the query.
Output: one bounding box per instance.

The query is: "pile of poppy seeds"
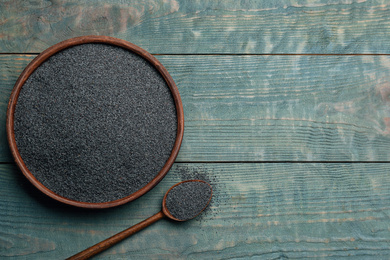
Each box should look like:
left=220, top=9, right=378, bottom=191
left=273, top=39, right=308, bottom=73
left=165, top=181, right=212, bottom=221
left=13, top=43, right=177, bottom=203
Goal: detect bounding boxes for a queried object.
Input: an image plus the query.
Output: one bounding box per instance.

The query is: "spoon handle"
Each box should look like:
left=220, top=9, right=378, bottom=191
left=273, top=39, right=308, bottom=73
left=67, top=211, right=165, bottom=260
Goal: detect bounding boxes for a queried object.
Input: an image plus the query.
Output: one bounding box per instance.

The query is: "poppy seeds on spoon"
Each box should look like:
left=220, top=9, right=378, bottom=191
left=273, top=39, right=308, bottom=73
left=165, top=181, right=212, bottom=221
left=13, top=43, right=177, bottom=203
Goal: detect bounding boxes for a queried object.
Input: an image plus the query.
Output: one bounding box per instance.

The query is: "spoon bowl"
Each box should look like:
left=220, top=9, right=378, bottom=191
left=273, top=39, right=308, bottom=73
left=67, top=180, right=212, bottom=260
left=163, top=180, right=212, bottom=221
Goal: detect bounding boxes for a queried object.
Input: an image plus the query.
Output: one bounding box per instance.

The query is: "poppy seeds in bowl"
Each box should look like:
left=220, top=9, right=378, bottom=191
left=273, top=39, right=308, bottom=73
left=13, top=43, right=178, bottom=203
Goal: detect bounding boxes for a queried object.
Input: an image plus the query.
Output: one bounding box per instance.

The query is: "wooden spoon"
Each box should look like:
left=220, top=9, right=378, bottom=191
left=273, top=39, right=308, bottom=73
left=67, top=180, right=212, bottom=260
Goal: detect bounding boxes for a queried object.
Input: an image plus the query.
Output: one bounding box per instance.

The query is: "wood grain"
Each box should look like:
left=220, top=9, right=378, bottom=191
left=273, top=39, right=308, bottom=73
left=1, top=54, right=390, bottom=162
left=67, top=212, right=165, bottom=260
left=1, top=163, right=389, bottom=259
left=1, top=0, right=390, bottom=54
left=2, top=1, right=390, bottom=259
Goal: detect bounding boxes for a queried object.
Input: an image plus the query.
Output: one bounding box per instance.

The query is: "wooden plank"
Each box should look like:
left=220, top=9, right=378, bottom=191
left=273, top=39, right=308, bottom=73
left=1, top=163, right=389, bottom=259
left=1, top=1, right=390, bottom=54
left=169, top=55, right=390, bottom=162
left=1, top=54, right=390, bottom=162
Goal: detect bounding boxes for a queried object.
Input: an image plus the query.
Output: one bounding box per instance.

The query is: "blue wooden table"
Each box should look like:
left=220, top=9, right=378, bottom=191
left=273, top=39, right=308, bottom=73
left=1, top=1, right=390, bottom=259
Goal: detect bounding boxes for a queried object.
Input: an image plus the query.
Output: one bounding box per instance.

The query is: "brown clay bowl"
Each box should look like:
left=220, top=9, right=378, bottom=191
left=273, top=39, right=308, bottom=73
left=6, top=36, right=184, bottom=208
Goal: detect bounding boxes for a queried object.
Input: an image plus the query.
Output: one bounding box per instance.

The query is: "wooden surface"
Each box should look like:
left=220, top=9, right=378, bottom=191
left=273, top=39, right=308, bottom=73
left=2, top=0, right=390, bottom=54
left=1, top=1, right=390, bottom=259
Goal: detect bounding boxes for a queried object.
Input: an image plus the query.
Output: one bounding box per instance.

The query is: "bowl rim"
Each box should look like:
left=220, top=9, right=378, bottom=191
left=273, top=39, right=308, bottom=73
left=6, top=35, right=184, bottom=209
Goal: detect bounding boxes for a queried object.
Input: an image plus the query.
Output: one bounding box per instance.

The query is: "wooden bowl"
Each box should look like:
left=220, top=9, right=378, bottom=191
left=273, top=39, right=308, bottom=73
left=6, top=36, right=184, bottom=208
